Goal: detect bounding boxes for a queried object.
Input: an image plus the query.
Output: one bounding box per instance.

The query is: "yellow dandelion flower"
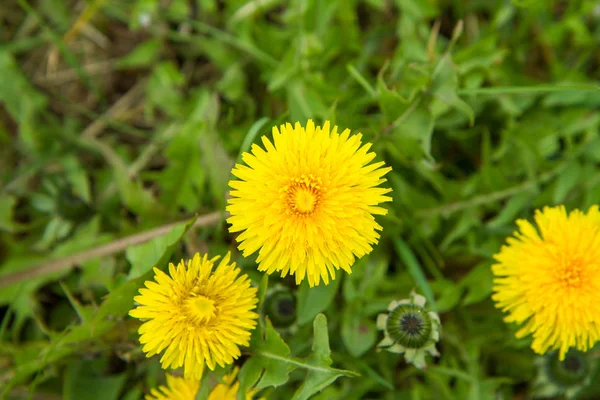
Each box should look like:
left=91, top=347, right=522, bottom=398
left=208, top=367, right=263, bottom=400
left=129, top=252, right=259, bottom=379
left=145, top=374, right=199, bottom=400
left=492, top=205, right=600, bottom=360
left=227, top=119, right=392, bottom=287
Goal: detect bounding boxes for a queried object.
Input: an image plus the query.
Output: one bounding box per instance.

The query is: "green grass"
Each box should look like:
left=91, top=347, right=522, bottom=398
left=1, top=0, right=600, bottom=399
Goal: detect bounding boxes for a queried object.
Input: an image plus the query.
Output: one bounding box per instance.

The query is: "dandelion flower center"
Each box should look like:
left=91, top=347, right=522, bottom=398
left=185, top=294, right=216, bottom=324
left=401, top=314, right=424, bottom=336
left=282, top=174, right=324, bottom=215
left=561, top=259, right=584, bottom=288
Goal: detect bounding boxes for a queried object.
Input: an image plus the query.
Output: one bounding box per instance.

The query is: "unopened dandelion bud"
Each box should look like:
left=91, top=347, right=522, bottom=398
left=264, top=285, right=296, bottom=328
left=533, top=351, right=596, bottom=399
left=376, top=291, right=441, bottom=370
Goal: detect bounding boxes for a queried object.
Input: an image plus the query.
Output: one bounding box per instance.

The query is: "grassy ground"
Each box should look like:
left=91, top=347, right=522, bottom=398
left=1, top=0, right=600, bottom=399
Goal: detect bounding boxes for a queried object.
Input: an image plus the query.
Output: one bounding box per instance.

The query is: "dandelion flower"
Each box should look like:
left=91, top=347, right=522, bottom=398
left=129, top=252, right=259, bottom=379
left=145, top=374, right=199, bottom=400
left=227, top=119, right=392, bottom=287
left=492, top=205, right=600, bottom=359
left=208, top=367, right=264, bottom=400
left=376, top=292, right=441, bottom=369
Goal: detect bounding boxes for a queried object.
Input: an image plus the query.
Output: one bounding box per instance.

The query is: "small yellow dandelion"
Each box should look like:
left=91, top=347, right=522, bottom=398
left=227, top=119, right=392, bottom=287
left=492, top=205, right=600, bottom=359
left=129, top=252, right=259, bottom=379
left=145, top=374, right=199, bottom=400
left=207, top=367, right=264, bottom=400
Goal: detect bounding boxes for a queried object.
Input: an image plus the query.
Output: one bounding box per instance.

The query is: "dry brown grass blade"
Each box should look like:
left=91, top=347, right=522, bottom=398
left=0, top=211, right=223, bottom=288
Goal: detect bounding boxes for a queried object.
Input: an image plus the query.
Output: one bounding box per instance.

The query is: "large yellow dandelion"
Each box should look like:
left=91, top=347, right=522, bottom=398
left=227, top=120, right=392, bottom=287
left=129, top=252, right=259, bottom=379
left=145, top=374, right=199, bottom=400
left=492, top=205, right=600, bottom=359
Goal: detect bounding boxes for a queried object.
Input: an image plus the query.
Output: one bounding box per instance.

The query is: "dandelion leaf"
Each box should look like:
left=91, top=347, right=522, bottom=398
left=291, top=314, right=359, bottom=400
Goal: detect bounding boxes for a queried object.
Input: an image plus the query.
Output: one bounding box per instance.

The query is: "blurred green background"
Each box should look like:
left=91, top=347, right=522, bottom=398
left=1, top=0, right=600, bottom=399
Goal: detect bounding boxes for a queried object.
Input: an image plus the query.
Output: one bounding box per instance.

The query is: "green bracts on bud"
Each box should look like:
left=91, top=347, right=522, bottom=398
left=264, top=286, right=296, bottom=328
left=376, top=291, right=441, bottom=369
left=533, top=350, right=597, bottom=399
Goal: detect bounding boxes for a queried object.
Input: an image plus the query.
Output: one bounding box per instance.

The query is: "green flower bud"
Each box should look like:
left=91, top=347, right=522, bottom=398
left=549, top=351, right=588, bottom=386
left=376, top=291, right=441, bottom=369
left=533, top=350, right=597, bottom=399
left=387, top=304, right=432, bottom=349
left=264, top=286, right=296, bottom=328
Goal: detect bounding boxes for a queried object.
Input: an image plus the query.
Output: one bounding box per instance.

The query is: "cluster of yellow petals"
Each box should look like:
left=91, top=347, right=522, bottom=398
left=492, top=205, right=600, bottom=359
left=145, top=369, right=263, bottom=400
left=129, top=252, right=259, bottom=380
left=207, top=367, right=264, bottom=400
left=145, top=374, right=199, bottom=400
left=227, top=120, right=392, bottom=287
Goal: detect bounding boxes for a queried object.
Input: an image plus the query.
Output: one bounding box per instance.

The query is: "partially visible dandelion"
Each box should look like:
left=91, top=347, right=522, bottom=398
left=208, top=367, right=264, bottom=400
left=492, top=205, right=600, bottom=359
left=227, top=119, right=392, bottom=287
left=376, top=292, right=441, bottom=369
left=145, top=374, right=199, bottom=400
left=129, top=252, right=259, bottom=380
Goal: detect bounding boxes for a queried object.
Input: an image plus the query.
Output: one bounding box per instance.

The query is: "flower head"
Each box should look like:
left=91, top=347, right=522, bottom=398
left=129, top=252, right=259, bottom=379
left=492, top=205, right=600, bottom=359
left=227, top=120, right=392, bottom=287
left=145, top=374, right=199, bottom=400
left=376, top=292, right=441, bottom=369
left=208, top=367, right=263, bottom=400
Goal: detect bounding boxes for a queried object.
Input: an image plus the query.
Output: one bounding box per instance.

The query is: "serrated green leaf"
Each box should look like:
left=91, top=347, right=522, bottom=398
left=291, top=314, right=359, bottom=400
left=239, top=314, right=358, bottom=400
left=238, top=317, right=295, bottom=395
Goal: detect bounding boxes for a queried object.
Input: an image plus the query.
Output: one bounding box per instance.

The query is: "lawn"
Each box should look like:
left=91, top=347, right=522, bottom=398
left=1, top=0, right=600, bottom=399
